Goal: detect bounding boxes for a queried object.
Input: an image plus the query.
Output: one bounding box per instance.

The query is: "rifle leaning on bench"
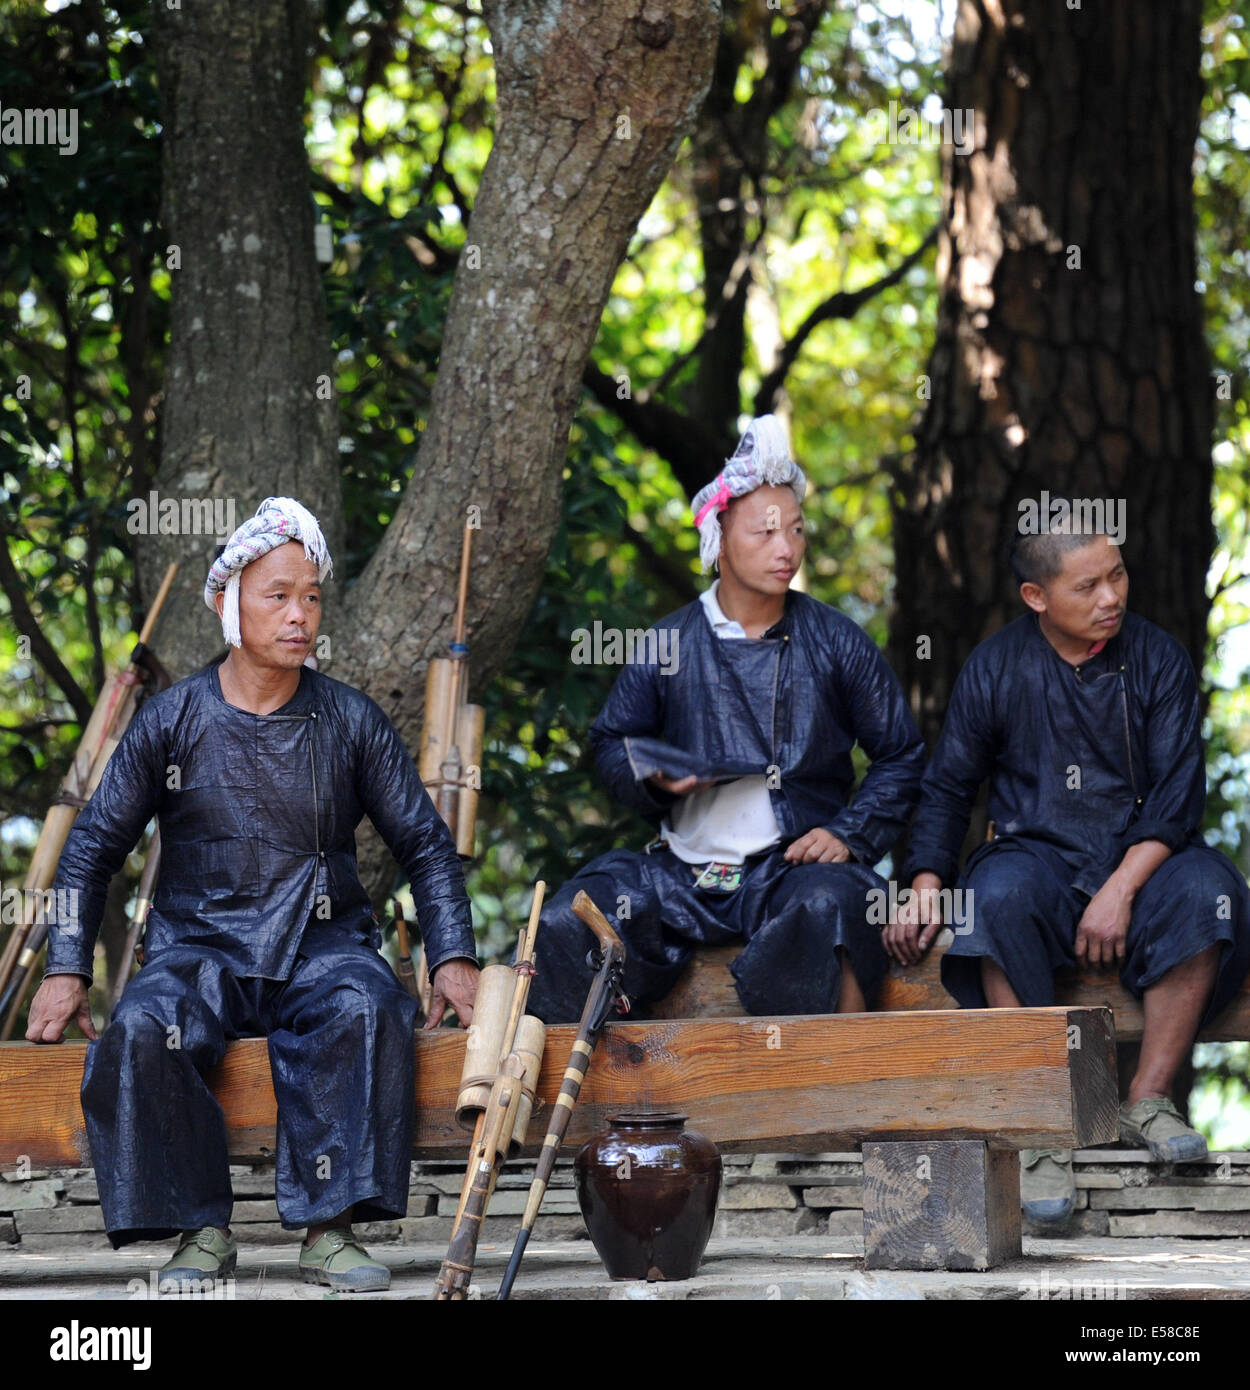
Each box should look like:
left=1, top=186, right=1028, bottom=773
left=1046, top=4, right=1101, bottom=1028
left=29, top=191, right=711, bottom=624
left=0, top=563, right=178, bottom=1038
left=108, top=827, right=162, bottom=1012
left=433, top=882, right=546, bottom=1300
left=497, top=891, right=627, bottom=1301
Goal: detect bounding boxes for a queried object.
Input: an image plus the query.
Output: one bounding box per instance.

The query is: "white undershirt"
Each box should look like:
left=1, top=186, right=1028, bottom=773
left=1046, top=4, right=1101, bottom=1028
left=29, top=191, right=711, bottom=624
left=660, top=581, right=783, bottom=866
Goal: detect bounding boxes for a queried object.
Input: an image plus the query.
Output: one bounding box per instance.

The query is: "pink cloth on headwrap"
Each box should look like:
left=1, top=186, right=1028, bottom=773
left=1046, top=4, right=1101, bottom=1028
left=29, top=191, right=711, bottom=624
left=694, top=478, right=734, bottom=528
left=690, top=415, right=806, bottom=573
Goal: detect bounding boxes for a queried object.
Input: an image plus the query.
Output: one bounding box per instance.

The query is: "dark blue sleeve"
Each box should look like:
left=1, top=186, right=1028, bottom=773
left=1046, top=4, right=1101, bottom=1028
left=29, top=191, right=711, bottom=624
left=1121, top=642, right=1205, bottom=853
left=355, top=699, right=478, bottom=973
left=46, top=697, right=165, bottom=982
left=901, top=654, right=998, bottom=885
left=822, top=624, right=926, bottom=864
left=587, top=658, right=680, bottom=825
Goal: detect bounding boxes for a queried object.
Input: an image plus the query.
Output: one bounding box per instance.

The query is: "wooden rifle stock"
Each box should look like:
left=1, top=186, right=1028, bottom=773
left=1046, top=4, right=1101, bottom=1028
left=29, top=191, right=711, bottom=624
left=390, top=898, right=421, bottom=1004
left=435, top=881, right=545, bottom=1297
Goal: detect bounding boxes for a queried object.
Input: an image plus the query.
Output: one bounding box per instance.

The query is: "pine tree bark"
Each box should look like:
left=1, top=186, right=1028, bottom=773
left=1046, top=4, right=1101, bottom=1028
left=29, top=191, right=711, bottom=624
left=138, top=0, right=720, bottom=910
left=141, top=0, right=341, bottom=674
left=343, top=0, right=720, bottom=901
left=890, top=0, right=1213, bottom=750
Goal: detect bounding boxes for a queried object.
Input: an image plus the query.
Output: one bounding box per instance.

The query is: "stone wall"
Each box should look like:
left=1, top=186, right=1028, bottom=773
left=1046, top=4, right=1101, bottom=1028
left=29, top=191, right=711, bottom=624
left=4, top=1150, right=1250, bottom=1253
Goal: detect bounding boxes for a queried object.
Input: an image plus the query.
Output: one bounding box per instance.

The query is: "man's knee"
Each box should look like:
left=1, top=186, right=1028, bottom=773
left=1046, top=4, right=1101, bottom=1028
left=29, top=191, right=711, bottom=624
left=306, top=969, right=416, bottom=1032
left=962, top=852, right=1054, bottom=933
left=1144, top=848, right=1243, bottom=919
left=780, top=861, right=872, bottom=912
left=104, top=976, right=222, bottom=1062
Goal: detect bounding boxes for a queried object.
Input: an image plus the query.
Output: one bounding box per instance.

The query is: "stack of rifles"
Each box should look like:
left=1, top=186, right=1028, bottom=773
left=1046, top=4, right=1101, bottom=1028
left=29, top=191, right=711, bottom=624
left=0, top=562, right=178, bottom=1037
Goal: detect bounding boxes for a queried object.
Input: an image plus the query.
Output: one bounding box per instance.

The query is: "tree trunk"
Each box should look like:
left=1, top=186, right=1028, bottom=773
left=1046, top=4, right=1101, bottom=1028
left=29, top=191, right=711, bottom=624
left=890, top=0, right=1213, bottom=753
left=343, top=0, right=721, bottom=901
left=141, top=0, right=341, bottom=674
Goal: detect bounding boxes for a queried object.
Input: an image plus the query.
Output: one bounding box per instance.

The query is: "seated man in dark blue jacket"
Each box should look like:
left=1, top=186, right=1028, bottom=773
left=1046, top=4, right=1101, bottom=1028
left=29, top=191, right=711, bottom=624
left=889, top=513, right=1250, bottom=1224
left=26, top=497, right=480, bottom=1292
left=526, top=416, right=925, bottom=1023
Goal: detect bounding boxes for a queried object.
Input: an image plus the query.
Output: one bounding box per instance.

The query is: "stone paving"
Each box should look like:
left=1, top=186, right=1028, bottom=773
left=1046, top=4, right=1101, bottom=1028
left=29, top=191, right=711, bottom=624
left=4, top=1233, right=1250, bottom=1300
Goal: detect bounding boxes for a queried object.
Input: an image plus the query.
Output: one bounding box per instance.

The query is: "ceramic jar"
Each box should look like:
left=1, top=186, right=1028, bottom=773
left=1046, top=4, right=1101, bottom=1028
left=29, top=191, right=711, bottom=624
left=575, top=1112, right=722, bottom=1280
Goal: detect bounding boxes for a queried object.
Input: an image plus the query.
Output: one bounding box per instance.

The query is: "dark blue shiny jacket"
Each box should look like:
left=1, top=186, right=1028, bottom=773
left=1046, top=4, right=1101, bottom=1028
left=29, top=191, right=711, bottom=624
left=588, top=590, right=925, bottom=866
left=46, top=660, right=477, bottom=983
left=902, top=611, right=1208, bottom=895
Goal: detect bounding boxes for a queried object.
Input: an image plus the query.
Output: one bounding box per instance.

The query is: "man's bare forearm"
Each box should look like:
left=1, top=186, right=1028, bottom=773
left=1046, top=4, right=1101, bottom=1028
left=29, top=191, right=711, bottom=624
left=1103, top=840, right=1172, bottom=899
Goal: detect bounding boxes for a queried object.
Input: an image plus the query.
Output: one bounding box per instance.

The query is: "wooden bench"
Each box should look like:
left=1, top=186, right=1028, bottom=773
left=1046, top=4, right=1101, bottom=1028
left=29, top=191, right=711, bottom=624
left=650, top=930, right=1250, bottom=1041
left=1, top=1006, right=1117, bottom=1271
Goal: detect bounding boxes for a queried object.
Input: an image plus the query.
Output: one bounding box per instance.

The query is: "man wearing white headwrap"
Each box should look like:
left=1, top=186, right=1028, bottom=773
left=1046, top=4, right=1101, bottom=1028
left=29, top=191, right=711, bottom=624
left=690, top=414, right=807, bottom=575
left=527, top=416, right=925, bottom=1025
left=203, top=495, right=334, bottom=649
left=31, top=496, right=480, bottom=1293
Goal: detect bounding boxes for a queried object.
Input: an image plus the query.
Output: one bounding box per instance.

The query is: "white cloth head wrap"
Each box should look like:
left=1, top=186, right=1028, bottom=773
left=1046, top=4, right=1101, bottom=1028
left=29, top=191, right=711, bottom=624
left=203, top=496, right=333, bottom=648
left=690, top=415, right=806, bottom=573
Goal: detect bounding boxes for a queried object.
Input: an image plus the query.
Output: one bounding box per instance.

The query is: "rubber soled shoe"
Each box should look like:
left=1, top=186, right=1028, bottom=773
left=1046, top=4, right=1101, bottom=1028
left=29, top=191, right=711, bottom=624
left=158, top=1227, right=237, bottom=1292
left=1019, top=1147, right=1075, bottom=1227
left=299, top=1229, right=390, bottom=1292
left=1120, top=1097, right=1208, bottom=1163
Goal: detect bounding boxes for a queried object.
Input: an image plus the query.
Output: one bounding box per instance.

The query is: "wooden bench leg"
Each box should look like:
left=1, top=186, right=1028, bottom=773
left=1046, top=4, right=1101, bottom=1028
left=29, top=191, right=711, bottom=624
left=862, top=1140, right=1021, bottom=1271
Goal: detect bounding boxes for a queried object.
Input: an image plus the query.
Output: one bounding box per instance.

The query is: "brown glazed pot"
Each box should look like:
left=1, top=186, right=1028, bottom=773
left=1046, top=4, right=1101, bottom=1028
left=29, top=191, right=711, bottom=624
left=575, top=1112, right=722, bottom=1281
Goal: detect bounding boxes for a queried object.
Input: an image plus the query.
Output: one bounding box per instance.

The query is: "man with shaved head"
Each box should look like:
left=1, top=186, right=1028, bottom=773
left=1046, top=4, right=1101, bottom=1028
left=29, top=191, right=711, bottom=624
left=526, top=415, right=925, bottom=1023
left=887, top=501, right=1250, bottom=1226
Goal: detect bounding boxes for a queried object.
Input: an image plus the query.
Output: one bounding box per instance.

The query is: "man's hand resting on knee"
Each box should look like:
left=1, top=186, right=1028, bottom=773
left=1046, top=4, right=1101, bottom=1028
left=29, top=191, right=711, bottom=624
left=25, top=975, right=98, bottom=1044
left=883, top=872, right=946, bottom=966
left=784, top=827, right=851, bottom=865
left=424, top=958, right=480, bottom=1030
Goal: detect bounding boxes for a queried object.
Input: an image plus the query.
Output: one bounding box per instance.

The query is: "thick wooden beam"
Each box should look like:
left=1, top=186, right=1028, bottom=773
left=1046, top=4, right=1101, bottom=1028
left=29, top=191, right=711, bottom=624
left=652, top=936, right=1250, bottom=1042
left=862, top=1140, right=1021, bottom=1271
left=0, top=1007, right=1117, bottom=1169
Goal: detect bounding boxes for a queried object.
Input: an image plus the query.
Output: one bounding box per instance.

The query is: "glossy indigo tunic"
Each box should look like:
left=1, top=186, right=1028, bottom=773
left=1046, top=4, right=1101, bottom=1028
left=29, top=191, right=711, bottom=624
left=902, top=611, right=1250, bottom=1016
left=590, top=589, right=926, bottom=866
left=526, top=591, right=925, bottom=1022
left=47, top=659, right=476, bottom=981
left=44, top=658, right=476, bottom=1245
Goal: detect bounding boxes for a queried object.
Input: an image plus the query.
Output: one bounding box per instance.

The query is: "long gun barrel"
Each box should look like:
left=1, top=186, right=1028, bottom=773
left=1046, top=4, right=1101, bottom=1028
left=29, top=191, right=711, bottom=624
left=497, top=891, right=626, bottom=1301
left=108, top=827, right=162, bottom=1012
left=0, top=565, right=177, bottom=1038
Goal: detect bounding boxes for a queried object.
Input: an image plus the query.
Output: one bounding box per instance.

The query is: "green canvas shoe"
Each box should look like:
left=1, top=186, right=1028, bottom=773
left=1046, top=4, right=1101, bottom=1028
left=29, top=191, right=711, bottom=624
left=158, top=1227, right=237, bottom=1293
left=1020, top=1148, right=1075, bottom=1227
left=1120, top=1097, right=1208, bottom=1163
left=299, top=1229, right=390, bottom=1292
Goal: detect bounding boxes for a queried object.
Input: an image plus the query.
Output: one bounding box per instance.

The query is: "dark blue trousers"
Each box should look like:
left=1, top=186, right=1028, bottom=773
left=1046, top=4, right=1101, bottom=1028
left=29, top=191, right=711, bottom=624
left=942, top=840, right=1250, bottom=1024
left=81, top=924, right=418, bottom=1248
left=525, top=845, right=889, bottom=1023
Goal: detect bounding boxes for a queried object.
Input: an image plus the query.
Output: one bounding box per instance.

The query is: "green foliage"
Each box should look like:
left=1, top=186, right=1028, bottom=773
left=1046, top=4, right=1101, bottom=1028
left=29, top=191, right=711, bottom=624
left=0, top=2, right=1247, bottom=1146
left=0, top=1, right=163, bottom=861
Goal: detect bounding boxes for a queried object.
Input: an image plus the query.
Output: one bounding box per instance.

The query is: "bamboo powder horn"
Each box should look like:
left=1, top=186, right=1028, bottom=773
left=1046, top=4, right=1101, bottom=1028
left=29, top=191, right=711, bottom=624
left=454, top=963, right=514, bottom=1127
left=454, top=880, right=546, bottom=1130
left=506, top=1013, right=547, bottom=1160
left=419, top=521, right=485, bottom=859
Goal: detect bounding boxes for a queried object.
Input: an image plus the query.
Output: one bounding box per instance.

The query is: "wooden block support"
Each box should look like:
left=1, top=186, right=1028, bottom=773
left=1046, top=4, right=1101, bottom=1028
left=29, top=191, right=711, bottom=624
left=652, top=932, right=1250, bottom=1043
left=862, top=1140, right=1021, bottom=1271
left=0, top=1007, right=1118, bottom=1168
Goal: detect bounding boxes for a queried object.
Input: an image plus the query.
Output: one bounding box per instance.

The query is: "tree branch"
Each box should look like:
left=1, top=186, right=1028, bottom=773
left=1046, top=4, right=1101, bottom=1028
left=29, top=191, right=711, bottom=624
left=581, top=365, right=730, bottom=501
left=624, top=523, right=700, bottom=605
left=0, top=718, right=81, bottom=736
left=0, top=523, right=92, bottom=724
left=753, top=224, right=938, bottom=415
